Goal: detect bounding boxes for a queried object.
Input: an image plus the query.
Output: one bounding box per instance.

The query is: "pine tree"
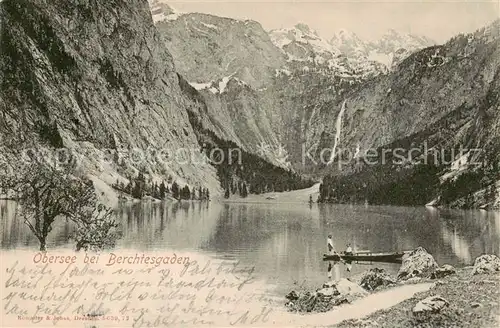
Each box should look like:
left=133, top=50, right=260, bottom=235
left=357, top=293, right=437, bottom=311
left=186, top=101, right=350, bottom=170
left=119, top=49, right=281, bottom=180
left=159, top=181, right=166, bottom=200
left=152, top=182, right=157, bottom=198
left=172, top=181, right=179, bottom=199
left=241, top=183, right=248, bottom=198
left=131, top=172, right=147, bottom=199
left=181, top=185, right=191, bottom=200
left=486, top=183, right=498, bottom=205
left=132, top=181, right=142, bottom=199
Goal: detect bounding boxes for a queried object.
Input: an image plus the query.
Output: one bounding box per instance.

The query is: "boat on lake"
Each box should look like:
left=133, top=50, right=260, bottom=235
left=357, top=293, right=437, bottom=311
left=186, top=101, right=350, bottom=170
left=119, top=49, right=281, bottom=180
left=323, top=251, right=408, bottom=264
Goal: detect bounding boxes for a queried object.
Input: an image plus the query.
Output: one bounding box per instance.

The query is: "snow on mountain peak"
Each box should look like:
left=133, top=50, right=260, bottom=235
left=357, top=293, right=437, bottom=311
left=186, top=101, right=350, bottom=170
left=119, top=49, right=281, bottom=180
left=330, top=29, right=366, bottom=56
left=328, top=28, right=436, bottom=70
left=148, top=0, right=184, bottom=23
left=334, top=28, right=360, bottom=39
left=269, top=24, right=339, bottom=59
left=269, top=24, right=434, bottom=75
left=294, top=23, right=319, bottom=36
left=375, top=29, right=436, bottom=51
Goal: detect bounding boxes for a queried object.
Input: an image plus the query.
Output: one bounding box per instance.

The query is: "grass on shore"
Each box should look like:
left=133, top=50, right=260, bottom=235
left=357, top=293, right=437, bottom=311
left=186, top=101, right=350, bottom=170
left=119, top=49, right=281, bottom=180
left=334, top=268, right=500, bottom=328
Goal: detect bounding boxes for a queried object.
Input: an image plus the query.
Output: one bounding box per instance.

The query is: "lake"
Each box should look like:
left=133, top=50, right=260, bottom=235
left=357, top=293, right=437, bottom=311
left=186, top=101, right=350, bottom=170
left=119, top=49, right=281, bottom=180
left=1, top=200, right=499, bottom=296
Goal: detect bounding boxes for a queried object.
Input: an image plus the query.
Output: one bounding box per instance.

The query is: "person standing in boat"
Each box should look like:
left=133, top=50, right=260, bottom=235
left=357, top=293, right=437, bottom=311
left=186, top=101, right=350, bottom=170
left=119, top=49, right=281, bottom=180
left=327, top=235, right=341, bottom=280
left=327, top=234, right=335, bottom=255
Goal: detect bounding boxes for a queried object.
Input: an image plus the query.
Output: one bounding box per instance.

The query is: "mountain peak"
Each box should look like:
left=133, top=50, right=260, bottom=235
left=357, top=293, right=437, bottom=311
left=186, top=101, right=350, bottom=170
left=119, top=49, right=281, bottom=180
left=148, top=0, right=182, bottom=23
left=374, top=29, right=435, bottom=52
left=330, top=29, right=365, bottom=57
left=330, top=29, right=363, bottom=44
left=269, top=24, right=339, bottom=60
left=479, top=18, right=500, bottom=40
left=294, top=23, right=318, bottom=36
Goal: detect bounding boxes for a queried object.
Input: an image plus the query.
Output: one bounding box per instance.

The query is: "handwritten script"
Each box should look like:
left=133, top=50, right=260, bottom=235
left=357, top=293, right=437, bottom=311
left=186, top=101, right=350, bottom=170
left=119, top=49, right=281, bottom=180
left=1, top=251, right=276, bottom=327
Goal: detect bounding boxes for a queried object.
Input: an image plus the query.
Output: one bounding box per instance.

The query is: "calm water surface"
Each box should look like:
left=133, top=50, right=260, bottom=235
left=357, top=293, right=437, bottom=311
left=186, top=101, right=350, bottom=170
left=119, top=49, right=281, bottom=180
left=1, top=200, right=499, bottom=295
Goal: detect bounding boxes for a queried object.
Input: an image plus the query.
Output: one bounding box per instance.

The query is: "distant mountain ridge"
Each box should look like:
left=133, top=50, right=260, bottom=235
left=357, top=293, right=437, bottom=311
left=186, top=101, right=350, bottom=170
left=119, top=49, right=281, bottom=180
left=150, top=0, right=435, bottom=74
left=149, top=1, right=499, bottom=208
left=150, top=0, right=439, bottom=167
left=270, top=24, right=436, bottom=71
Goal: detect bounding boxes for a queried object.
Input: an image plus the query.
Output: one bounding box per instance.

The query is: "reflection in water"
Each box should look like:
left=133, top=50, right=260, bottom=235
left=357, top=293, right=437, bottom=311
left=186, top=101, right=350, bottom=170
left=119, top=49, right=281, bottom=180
left=441, top=223, right=472, bottom=264
left=327, top=261, right=342, bottom=281
left=438, top=209, right=500, bottom=265
left=0, top=201, right=73, bottom=250
left=1, top=200, right=499, bottom=294
left=115, top=201, right=222, bottom=251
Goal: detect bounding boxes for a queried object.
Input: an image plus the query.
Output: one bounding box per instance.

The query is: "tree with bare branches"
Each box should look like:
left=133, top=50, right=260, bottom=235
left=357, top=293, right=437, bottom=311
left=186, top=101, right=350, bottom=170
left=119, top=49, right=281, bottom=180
left=72, top=204, right=121, bottom=252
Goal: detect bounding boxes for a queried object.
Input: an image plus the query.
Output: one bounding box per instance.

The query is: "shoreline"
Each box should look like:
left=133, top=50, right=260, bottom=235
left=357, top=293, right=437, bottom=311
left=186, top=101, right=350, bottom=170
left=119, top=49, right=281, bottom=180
left=217, top=184, right=500, bottom=211
left=282, top=249, right=500, bottom=328
left=334, top=267, right=500, bottom=328
left=220, top=198, right=500, bottom=214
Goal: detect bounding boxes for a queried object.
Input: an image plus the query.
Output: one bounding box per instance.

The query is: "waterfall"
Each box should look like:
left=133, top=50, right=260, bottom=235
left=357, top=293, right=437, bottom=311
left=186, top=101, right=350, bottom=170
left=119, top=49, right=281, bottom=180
left=327, top=100, right=347, bottom=165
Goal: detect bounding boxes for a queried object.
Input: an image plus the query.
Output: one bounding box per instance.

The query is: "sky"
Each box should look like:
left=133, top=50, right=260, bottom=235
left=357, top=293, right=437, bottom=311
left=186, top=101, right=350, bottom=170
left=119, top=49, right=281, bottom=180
left=164, top=0, right=500, bottom=43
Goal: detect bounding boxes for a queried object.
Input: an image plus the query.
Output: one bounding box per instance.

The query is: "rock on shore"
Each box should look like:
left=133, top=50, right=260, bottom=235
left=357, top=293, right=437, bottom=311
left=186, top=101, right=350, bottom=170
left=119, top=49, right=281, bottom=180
left=359, top=268, right=396, bottom=291
left=413, top=295, right=449, bottom=314
left=472, top=255, right=500, bottom=275
left=285, top=278, right=368, bottom=313
left=397, top=247, right=438, bottom=280
left=431, top=264, right=456, bottom=279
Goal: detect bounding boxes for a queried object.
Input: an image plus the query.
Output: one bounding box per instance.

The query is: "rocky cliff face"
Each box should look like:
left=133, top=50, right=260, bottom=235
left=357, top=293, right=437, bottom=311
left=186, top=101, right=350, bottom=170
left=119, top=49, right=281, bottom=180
left=175, top=74, right=288, bottom=167
left=154, top=4, right=285, bottom=89
left=149, top=0, right=175, bottom=23
left=0, top=0, right=220, bottom=198
left=151, top=4, right=291, bottom=166
left=337, top=24, right=499, bottom=155
left=318, top=21, right=500, bottom=208
left=151, top=3, right=436, bottom=169
left=151, top=1, right=499, bottom=208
